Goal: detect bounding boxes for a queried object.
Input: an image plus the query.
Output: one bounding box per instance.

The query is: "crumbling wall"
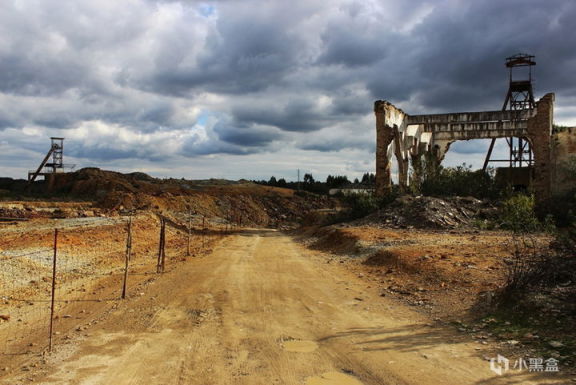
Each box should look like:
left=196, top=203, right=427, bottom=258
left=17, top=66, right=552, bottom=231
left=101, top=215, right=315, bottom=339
left=526, top=93, right=554, bottom=201
left=551, top=126, right=576, bottom=195
left=374, top=101, right=404, bottom=195
left=374, top=93, right=558, bottom=201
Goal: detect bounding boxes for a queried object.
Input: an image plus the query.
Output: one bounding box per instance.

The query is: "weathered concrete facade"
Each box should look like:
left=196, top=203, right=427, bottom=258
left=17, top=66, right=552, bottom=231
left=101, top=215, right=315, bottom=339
left=552, top=127, right=576, bottom=195
left=374, top=93, right=569, bottom=200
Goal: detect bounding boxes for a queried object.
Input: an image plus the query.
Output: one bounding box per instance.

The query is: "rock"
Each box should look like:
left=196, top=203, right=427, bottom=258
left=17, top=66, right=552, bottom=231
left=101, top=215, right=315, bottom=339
left=506, top=340, right=520, bottom=345
left=548, top=341, right=564, bottom=348
left=0, top=314, right=10, bottom=321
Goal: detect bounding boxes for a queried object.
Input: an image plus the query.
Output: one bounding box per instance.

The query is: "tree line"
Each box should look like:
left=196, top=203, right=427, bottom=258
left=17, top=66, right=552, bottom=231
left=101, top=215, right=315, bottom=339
left=254, top=173, right=375, bottom=194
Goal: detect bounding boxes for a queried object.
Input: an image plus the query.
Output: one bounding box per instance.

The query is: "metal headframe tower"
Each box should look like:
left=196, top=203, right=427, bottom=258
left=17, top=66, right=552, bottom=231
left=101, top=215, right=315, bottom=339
left=28, top=137, right=74, bottom=183
left=483, top=53, right=536, bottom=171
left=47, top=137, right=64, bottom=173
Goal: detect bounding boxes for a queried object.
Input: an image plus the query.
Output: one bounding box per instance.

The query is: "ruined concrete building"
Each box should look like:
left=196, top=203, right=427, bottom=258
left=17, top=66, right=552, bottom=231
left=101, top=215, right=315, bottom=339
left=374, top=93, right=575, bottom=201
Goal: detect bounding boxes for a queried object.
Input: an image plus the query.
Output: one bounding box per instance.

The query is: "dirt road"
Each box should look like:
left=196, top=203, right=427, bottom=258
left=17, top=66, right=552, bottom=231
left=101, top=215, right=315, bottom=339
left=2, top=230, right=567, bottom=385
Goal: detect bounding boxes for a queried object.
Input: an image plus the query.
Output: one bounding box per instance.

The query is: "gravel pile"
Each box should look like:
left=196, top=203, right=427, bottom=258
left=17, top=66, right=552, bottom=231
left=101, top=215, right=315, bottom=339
left=362, top=195, right=497, bottom=229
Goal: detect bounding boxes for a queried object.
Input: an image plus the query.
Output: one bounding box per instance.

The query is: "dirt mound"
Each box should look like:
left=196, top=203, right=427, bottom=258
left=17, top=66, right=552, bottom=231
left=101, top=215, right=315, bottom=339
left=361, top=195, right=497, bottom=229
left=307, top=227, right=361, bottom=254
left=14, top=168, right=333, bottom=227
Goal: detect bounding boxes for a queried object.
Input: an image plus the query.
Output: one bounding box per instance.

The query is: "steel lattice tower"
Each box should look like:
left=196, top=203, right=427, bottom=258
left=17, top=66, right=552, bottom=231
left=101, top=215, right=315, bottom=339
left=483, top=54, right=536, bottom=170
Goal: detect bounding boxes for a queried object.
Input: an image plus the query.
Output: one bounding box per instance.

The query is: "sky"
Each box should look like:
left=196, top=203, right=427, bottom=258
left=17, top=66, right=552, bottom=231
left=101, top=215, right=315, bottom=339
left=0, top=0, right=575, bottom=182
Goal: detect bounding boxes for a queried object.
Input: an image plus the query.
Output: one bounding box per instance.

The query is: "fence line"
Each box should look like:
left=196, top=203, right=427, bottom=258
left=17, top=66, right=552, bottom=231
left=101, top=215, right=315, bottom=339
left=0, top=210, right=225, bottom=361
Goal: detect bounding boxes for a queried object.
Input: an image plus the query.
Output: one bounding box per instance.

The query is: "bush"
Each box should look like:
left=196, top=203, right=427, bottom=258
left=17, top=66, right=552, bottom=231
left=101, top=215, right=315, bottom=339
left=537, top=189, right=576, bottom=228
left=418, top=164, right=500, bottom=199
left=335, top=189, right=399, bottom=222
left=497, top=229, right=576, bottom=308
left=499, top=194, right=542, bottom=233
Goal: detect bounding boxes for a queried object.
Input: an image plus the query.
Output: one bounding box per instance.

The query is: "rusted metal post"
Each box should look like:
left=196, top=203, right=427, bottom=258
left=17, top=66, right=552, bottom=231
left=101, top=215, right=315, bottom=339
left=160, top=220, right=166, bottom=272
left=48, top=228, right=58, bottom=352
left=202, top=215, right=206, bottom=250
left=186, top=209, right=191, bottom=257
left=157, top=218, right=163, bottom=273
left=157, top=219, right=166, bottom=273
left=121, top=216, right=132, bottom=299
left=226, top=210, right=230, bottom=234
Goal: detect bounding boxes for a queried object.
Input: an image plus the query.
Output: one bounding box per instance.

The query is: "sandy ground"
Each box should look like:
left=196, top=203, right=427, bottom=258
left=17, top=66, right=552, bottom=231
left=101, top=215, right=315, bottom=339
left=1, top=230, right=571, bottom=385
left=303, top=225, right=518, bottom=320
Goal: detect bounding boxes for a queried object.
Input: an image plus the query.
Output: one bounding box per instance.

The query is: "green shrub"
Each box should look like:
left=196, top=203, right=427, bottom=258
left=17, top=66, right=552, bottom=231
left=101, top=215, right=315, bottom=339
left=418, top=163, right=500, bottom=199
left=499, top=194, right=545, bottom=233
left=335, top=189, right=399, bottom=222
left=538, top=189, right=576, bottom=228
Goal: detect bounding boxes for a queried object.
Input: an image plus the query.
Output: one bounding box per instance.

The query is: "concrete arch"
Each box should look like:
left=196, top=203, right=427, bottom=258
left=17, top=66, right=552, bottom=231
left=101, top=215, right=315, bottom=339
left=374, top=94, right=556, bottom=200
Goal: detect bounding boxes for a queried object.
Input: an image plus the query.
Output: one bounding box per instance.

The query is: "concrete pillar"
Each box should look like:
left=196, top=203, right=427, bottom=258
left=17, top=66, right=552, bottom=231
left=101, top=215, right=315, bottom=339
left=394, top=124, right=410, bottom=191
left=429, top=140, right=452, bottom=176
left=374, top=101, right=395, bottom=196
left=527, top=93, right=554, bottom=202
left=410, top=152, right=423, bottom=189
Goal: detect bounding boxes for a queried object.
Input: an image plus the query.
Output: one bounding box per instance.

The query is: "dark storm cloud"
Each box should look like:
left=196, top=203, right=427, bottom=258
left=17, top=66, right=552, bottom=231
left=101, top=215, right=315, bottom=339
left=140, top=4, right=305, bottom=97
left=401, top=0, right=576, bottom=111
left=231, top=100, right=330, bottom=133
left=181, top=137, right=264, bottom=156
left=0, top=55, right=87, bottom=97
left=33, top=117, right=76, bottom=130
left=213, top=122, right=283, bottom=146
left=67, top=146, right=145, bottom=162
left=317, top=25, right=387, bottom=68
left=299, top=139, right=372, bottom=153
left=1, top=0, right=575, bottom=172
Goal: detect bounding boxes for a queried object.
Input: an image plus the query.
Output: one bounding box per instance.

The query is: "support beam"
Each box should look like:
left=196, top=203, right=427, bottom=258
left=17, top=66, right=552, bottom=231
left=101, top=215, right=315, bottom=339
left=28, top=147, right=55, bottom=183
left=482, top=138, right=497, bottom=171
left=406, top=110, right=533, bottom=125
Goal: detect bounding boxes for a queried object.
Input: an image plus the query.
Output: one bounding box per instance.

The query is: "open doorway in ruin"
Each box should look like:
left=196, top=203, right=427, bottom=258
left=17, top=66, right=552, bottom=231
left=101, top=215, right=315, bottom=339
left=441, top=138, right=534, bottom=192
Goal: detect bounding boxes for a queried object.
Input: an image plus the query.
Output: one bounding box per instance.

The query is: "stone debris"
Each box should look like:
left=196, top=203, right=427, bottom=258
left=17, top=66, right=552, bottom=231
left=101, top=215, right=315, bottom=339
left=361, top=195, right=497, bottom=229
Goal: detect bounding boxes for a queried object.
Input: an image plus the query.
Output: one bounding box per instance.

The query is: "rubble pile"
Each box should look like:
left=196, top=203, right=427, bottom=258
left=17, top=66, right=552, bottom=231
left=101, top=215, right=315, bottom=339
left=0, top=207, right=31, bottom=219
left=364, top=195, right=497, bottom=229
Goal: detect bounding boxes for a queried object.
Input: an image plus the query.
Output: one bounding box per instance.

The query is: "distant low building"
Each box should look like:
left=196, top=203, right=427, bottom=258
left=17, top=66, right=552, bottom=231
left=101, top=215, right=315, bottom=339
left=328, top=186, right=374, bottom=196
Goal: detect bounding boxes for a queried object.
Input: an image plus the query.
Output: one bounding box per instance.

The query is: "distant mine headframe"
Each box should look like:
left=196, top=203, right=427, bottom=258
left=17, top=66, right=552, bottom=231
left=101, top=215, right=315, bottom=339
left=28, top=137, right=75, bottom=183
left=483, top=53, right=537, bottom=171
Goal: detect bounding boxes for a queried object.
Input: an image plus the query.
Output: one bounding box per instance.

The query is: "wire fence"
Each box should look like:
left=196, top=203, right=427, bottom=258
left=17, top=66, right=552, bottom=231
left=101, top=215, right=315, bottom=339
left=0, top=211, right=227, bottom=360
